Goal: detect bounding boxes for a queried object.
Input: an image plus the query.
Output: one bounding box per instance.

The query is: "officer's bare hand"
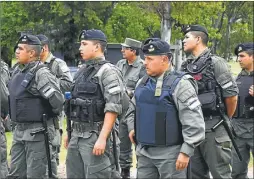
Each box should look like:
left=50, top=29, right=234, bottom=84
left=176, top=152, right=190, bottom=171
left=93, top=138, right=106, bottom=156
left=249, top=85, right=254, bottom=96
left=129, top=130, right=136, bottom=144
left=63, top=135, right=68, bottom=149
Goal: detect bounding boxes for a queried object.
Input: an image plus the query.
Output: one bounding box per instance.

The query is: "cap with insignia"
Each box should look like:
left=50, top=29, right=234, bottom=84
left=121, top=38, right=142, bottom=49
left=36, top=34, right=49, bottom=45
left=79, top=29, right=107, bottom=42
left=234, top=42, right=254, bottom=55
left=17, top=34, right=41, bottom=45
left=183, top=25, right=208, bottom=37
left=142, top=38, right=171, bottom=55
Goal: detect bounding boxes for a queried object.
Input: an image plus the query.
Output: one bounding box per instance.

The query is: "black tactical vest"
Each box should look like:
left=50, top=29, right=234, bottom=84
left=234, top=71, right=254, bottom=119
left=181, top=50, right=218, bottom=116
left=69, top=61, right=109, bottom=123
left=8, top=64, right=55, bottom=123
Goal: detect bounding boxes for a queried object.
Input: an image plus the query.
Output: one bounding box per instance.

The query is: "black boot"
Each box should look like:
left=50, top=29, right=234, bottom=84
left=121, top=168, right=130, bottom=179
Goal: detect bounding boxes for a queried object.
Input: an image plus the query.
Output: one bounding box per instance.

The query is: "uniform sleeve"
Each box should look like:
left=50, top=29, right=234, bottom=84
left=125, top=97, right=136, bottom=133
left=35, top=67, right=64, bottom=114
left=213, top=57, right=239, bottom=97
left=55, top=60, right=74, bottom=93
left=125, top=78, right=142, bottom=133
left=0, top=73, right=9, bottom=117
left=100, top=66, right=124, bottom=115
left=173, top=75, right=205, bottom=157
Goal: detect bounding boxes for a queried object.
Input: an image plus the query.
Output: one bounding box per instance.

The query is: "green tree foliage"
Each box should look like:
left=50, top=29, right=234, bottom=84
left=105, top=2, right=160, bottom=43
left=0, top=1, right=252, bottom=64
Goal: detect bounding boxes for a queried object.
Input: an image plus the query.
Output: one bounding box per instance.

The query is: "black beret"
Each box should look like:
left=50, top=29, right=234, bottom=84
left=183, top=25, right=208, bottom=36
left=234, top=42, right=254, bottom=55
left=17, top=34, right=41, bottom=45
left=142, top=38, right=171, bottom=55
left=79, top=29, right=107, bottom=42
left=36, top=34, right=49, bottom=45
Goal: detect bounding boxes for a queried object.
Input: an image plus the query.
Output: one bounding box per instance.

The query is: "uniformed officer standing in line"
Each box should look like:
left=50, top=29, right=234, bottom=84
left=0, top=59, right=10, bottom=178
left=7, top=34, right=64, bottom=178
left=64, top=29, right=125, bottom=178
left=36, top=34, right=73, bottom=174
left=181, top=25, right=239, bottom=179
left=127, top=38, right=205, bottom=178
left=231, top=43, right=254, bottom=179
left=116, top=37, right=145, bottom=179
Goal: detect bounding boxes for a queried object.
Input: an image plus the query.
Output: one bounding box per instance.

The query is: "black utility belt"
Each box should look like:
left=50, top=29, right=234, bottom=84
left=204, top=115, right=221, bottom=121
left=72, top=121, right=103, bottom=133
left=15, top=119, right=54, bottom=130
left=69, top=116, right=104, bottom=122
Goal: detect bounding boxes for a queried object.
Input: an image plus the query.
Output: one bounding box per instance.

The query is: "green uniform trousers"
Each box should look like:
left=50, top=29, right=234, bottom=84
left=119, top=117, right=132, bottom=169
left=231, top=137, right=253, bottom=179
left=7, top=122, right=56, bottom=178
left=191, top=124, right=232, bottom=179
left=0, top=123, right=8, bottom=178
left=66, top=127, right=116, bottom=178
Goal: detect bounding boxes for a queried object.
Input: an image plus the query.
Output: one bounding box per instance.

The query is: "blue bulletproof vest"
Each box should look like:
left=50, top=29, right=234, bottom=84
left=135, top=71, right=185, bottom=146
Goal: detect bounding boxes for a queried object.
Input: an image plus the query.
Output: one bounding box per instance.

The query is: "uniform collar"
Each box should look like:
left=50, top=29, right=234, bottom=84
left=85, top=56, right=105, bottom=66
left=124, top=56, right=142, bottom=67
left=240, top=69, right=254, bottom=76
left=187, top=48, right=210, bottom=62
left=19, top=60, right=41, bottom=72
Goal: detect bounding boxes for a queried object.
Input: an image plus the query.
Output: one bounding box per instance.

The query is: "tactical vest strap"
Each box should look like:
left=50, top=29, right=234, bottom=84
left=164, top=71, right=186, bottom=94
left=139, top=75, right=149, bottom=87
left=23, top=63, right=48, bottom=89
left=48, top=57, right=56, bottom=72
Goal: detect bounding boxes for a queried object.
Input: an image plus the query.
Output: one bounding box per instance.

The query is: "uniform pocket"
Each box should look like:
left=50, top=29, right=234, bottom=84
left=86, top=155, right=111, bottom=178
left=127, top=77, right=138, bottom=89
left=214, top=126, right=232, bottom=164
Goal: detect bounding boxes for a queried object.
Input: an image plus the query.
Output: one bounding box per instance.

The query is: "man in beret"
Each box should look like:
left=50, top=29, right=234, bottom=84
left=181, top=24, right=239, bottom=178
left=7, top=34, right=64, bottom=178
left=0, top=58, right=10, bottom=178
left=127, top=38, right=205, bottom=178
left=64, top=29, right=125, bottom=178
left=116, top=37, right=146, bottom=179
left=231, top=42, right=253, bottom=179
left=36, top=34, right=73, bottom=175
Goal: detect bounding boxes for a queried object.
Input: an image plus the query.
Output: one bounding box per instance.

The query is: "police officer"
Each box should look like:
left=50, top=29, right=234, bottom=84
left=7, top=34, right=64, bottom=178
left=127, top=38, right=205, bottom=178
left=181, top=25, right=239, bottom=178
left=0, top=59, right=10, bottom=178
left=64, top=29, right=125, bottom=178
left=116, top=37, right=145, bottom=178
left=36, top=34, right=73, bottom=174
left=231, top=43, right=254, bottom=179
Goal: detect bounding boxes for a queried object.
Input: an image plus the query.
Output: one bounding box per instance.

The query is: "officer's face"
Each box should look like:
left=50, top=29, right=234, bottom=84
left=183, top=32, right=198, bottom=53
left=144, top=55, right=167, bottom=76
left=238, top=51, right=253, bottom=70
left=79, top=40, right=98, bottom=60
left=15, top=44, right=31, bottom=64
left=121, top=46, right=134, bottom=59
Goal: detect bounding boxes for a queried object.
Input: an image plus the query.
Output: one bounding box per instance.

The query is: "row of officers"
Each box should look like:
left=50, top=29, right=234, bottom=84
left=0, top=25, right=253, bottom=179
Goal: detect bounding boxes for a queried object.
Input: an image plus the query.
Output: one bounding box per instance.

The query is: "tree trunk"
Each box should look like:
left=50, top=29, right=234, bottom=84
left=160, top=2, right=171, bottom=43
left=225, top=21, right=231, bottom=61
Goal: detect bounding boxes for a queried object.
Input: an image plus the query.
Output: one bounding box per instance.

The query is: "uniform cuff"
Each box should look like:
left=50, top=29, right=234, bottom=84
left=104, top=103, right=122, bottom=115
left=127, top=123, right=134, bottom=133
left=180, top=142, right=195, bottom=157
